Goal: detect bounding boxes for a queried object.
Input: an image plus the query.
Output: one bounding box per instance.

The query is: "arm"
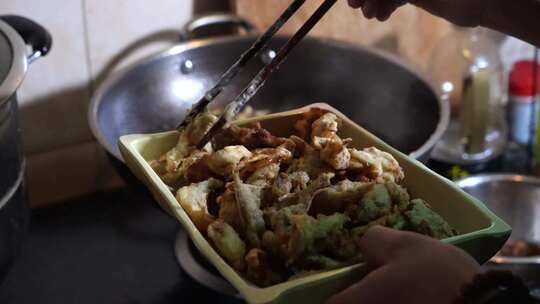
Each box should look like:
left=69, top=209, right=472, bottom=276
left=348, top=0, right=540, bottom=48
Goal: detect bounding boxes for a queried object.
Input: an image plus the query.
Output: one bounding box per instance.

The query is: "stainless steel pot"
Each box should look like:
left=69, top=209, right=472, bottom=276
left=89, top=14, right=449, bottom=168
left=456, top=174, right=540, bottom=293
left=0, top=15, right=51, bottom=283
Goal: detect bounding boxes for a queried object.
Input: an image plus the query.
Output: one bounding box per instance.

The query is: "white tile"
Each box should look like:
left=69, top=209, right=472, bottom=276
left=0, top=0, right=94, bottom=154
left=84, top=0, right=194, bottom=83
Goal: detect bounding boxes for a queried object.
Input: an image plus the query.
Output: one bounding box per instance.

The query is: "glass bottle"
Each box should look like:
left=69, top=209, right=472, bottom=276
left=429, top=26, right=507, bottom=166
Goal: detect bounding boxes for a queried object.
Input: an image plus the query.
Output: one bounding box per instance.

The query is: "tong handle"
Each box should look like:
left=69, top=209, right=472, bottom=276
left=176, top=0, right=306, bottom=132
left=196, top=0, right=338, bottom=149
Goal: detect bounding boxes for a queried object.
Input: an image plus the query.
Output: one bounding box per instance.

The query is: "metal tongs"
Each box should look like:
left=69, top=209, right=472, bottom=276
left=176, top=0, right=338, bottom=149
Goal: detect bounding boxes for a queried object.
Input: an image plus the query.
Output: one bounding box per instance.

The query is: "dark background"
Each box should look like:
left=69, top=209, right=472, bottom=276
left=0, top=189, right=241, bottom=304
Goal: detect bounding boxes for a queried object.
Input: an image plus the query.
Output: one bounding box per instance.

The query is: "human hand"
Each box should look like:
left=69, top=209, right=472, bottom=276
left=348, top=0, right=487, bottom=26
left=327, top=226, right=480, bottom=304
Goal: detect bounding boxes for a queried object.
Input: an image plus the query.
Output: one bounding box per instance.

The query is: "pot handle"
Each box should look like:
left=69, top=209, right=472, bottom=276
left=180, top=13, right=256, bottom=41
left=0, top=15, right=52, bottom=64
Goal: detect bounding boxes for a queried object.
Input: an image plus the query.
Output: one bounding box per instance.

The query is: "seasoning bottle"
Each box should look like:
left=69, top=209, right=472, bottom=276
left=508, top=61, right=540, bottom=145
left=504, top=60, right=540, bottom=172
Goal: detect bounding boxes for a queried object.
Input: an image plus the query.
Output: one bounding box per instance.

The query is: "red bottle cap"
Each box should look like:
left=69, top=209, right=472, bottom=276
left=509, top=60, right=540, bottom=98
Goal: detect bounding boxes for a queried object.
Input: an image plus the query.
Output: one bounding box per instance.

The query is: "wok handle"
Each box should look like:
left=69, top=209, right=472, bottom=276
left=0, top=15, right=52, bottom=64
left=180, top=13, right=256, bottom=41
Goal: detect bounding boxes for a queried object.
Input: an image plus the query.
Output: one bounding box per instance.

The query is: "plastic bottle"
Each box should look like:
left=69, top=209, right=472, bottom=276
left=504, top=60, right=540, bottom=173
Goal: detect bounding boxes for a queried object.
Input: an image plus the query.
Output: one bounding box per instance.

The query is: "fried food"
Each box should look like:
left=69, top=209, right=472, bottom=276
left=213, top=123, right=286, bottom=150
left=149, top=109, right=217, bottom=186
left=404, top=199, right=457, bottom=239
left=277, top=172, right=334, bottom=210
left=310, top=179, right=372, bottom=216
left=176, top=178, right=224, bottom=232
left=239, top=142, right=294, bottom=185
left=349, top=147, right=404, bottom=183
left=234, top=173, right=266, bottom=246
left=287, top=136, right=331, bottom=178
left=217, top=186, right=243, bottom=232
left=245, top=248, right=283, bottom=286
left=349, top=184, right=393, bottom=224
left=208, top=220, right=246, bottom=271
left=150, top=108, right=458, bottom=286
left=207, top=145, right=252, bottom=177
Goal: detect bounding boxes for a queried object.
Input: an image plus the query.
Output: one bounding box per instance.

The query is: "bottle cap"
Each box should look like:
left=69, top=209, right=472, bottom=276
left=509, top=60, right=540, bottom=98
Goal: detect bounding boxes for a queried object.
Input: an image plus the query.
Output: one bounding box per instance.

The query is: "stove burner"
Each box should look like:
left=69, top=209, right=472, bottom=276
left=174, top=229, right=242, bottom=298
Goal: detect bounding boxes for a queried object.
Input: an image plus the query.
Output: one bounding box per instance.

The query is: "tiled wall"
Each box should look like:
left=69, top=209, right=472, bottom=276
left=1, top=0, right=196, bottom=206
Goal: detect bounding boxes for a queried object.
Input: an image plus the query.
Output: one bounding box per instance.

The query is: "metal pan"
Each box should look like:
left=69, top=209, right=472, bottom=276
left=89, top=14, right=449, bottom=168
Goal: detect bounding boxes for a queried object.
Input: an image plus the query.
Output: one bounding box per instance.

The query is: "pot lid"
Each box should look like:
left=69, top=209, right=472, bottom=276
left=0, top=19, right=27, bottom=105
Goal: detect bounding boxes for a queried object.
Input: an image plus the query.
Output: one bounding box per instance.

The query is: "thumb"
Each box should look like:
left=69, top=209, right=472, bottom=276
left=357, top=225, right=407, bottom=266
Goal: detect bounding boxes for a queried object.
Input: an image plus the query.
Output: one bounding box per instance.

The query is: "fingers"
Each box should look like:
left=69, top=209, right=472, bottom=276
left=357, top=225, right=435, bottom=265
left=327, top=227, right=407, bottom=303
left=347, top=0, right=365, bottom=8
left=349, top=0, right=408, bottom=21
left=375, top=0, right=400, bottom=21
left=329, top=226, right=481, bottom=304
left=356, top=225, right=405, bottom=266
left=326, top=265, right=398, bottom=304
left=362, top=0, right=377, bottom=19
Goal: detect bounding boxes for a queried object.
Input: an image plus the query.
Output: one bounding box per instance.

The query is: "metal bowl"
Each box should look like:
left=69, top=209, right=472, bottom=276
left=456, top=174, right=540, bottom=264
left=457, top=174, right=540, bottom=294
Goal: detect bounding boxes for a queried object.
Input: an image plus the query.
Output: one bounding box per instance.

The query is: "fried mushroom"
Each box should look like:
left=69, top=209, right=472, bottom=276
left=208, top=220, right=246, bottom=271
left=207, top=145, right=252, bottom=177
left=217, top=186, right=243, bottom=232
left=310, top=179, right=372, bottom=216
left=176, top=178, right=224, bottom=232
left=213, top=123, right=285, bottom=150
left=245, top=248, right=283, bottom=286
left=405, top=199, right=458, bottom=239
left=234, top=174, right=267, bottom=246
left=278, top=172, right=335, bottom=210
left=349, top=147, right=404, bottom=183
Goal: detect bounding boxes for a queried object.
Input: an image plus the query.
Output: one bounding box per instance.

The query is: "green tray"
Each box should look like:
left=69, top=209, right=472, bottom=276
left=119, top=103, right=511, bottom=304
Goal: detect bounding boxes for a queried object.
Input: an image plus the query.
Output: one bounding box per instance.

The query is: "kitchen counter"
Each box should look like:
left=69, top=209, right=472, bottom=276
left=0, top=188, right=242, bottom=304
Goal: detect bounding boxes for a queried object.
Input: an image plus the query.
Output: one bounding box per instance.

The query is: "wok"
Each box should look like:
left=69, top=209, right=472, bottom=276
left=89, top=14, right=449, bottom=169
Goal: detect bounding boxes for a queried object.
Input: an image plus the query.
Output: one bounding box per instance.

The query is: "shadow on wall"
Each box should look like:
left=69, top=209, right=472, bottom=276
left=19, top=87, right=92, bottom=154
left=18, top=29, right=182, bottom=155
